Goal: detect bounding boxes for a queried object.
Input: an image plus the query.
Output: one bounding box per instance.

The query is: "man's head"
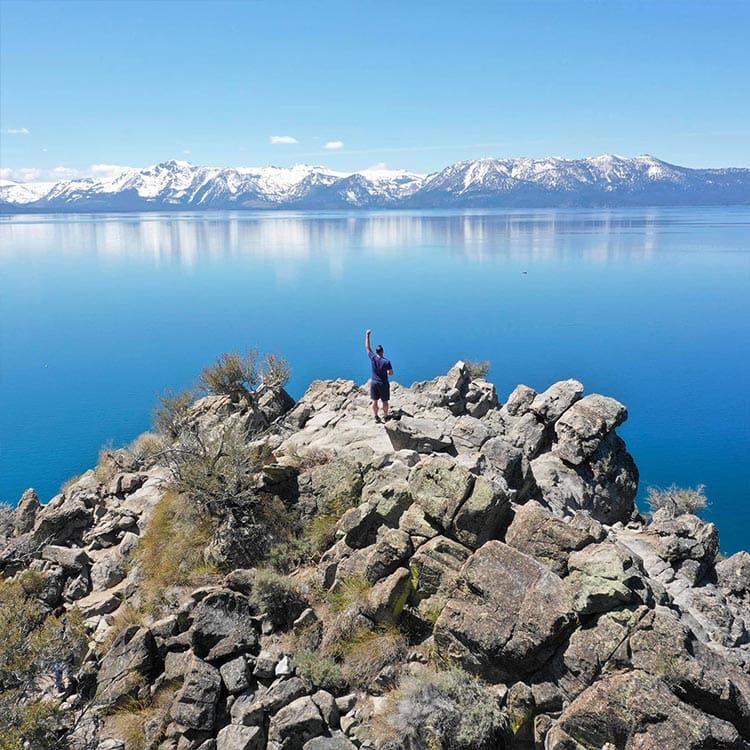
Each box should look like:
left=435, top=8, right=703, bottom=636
left=376, top=345, right=384, bottom=356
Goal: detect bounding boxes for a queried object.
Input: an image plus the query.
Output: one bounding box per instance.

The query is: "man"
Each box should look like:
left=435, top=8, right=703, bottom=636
left=365, top=329, right=393, bottom=423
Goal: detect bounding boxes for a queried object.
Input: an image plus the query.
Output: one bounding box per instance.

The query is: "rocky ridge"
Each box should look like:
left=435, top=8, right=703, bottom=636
left=1, top=364, right=749, bottom=749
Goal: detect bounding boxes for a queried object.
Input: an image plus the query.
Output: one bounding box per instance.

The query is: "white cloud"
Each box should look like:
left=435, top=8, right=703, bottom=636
left=324, top=141, right=344, bottom=150
left=1, top=163, right=132, bottom=183
left=89, top=163, right=131, bottom=179
left=1, top=167, right=45, bottom=182
left=270, top=135, right=299, bottom=145
left=1, top=127, right=30, bottom=135
left=182, top=149, right=192, bottom=155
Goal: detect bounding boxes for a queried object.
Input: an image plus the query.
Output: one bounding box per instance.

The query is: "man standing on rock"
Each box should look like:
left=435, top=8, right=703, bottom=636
left=365, top=329, right=393, bottom=423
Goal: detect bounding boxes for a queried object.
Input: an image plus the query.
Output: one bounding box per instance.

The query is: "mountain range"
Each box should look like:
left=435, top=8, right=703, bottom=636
left=1, top=154, right=748, bottom=212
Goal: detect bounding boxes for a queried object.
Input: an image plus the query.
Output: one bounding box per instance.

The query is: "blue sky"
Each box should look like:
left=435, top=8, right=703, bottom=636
left=1, top=0, right=748, bottom=180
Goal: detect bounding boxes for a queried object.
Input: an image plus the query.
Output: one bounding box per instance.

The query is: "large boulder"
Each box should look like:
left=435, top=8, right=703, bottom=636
left=14, top=488, right=41, bottom=535
left=385, top=415, right=455, bottom=454
left=529, top=379, right=584, bottom=424
left=553, top=394, right=628, bottom=465
left=505, top=501, right=604, bottom=576
left=95, top=625, right=156, bottom=707
left=33, top=497, right=93, bottom=546
left=189, top=590, right=259, bottom=660
left=546, top=670, right=746, bottom=750
left=408, top=457, right=473, bottom=532
left=267, top=696, right=325, bottom=750
left=434, top=541, right=575, bottom=682
left=527, top=432, right=637, bottom=525
left=566, top=541, right=648, bottom=614
left=170, top=656, right=222, bottom=732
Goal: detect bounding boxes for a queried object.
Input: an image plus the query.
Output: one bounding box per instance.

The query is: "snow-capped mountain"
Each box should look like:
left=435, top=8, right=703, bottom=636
left=1, top=156, right=748, bottom=212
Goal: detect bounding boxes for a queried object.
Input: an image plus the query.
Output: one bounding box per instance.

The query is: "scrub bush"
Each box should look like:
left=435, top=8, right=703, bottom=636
left=378, top=668, right=504, bottom=750
left=248, top=568, right=308, bottom=629
left=647, top=484, right=708, bottom=517
left=465, top=359, right=491, bottom=379
left=0, top=572, right=87, bottom=749
left=199, top=350, right=290, bottom=400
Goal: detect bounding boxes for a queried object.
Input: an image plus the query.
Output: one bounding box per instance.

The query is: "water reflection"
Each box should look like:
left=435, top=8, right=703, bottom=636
left=0, top=209, right=701, bottom=267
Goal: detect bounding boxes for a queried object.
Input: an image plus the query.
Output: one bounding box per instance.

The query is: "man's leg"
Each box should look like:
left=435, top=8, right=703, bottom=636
left=382, top=400, right=389, bottom=419
left=372, top=399, right=379, bottom=419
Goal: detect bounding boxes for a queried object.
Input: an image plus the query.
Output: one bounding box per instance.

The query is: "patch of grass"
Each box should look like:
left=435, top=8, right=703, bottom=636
left=327, top=575, right=372, bottom=614
left=126, top=432, right=165, bottom=470
left=340, top=625, right=408, bottom=689
left=103, top=679, right=180, bottom=750
left=136, top=489, right=219, bottom=604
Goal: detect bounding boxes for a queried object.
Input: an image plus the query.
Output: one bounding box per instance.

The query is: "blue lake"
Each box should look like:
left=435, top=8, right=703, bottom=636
left=1, top=208, right=748, bottom=554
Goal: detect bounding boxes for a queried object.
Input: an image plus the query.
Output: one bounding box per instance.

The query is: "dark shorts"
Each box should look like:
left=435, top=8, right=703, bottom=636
left=370, top=380, right=390, bottom=402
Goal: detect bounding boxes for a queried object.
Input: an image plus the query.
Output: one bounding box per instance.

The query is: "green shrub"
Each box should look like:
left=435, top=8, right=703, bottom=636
left=0, top=502, right=14, bottom=541
left=248, top=569, right=308, bottom=629
left=199, top=350, right=290, bottom=400
left=379, top=668, right=504, bottom=750
left=647, top=484, right=708, bottom=517
left=465, top=359, right=491, bottom=379
left=0, top=573, right=87, bottom=748
left=294, top=649, right=348, bottom=695
left=152, top=388, right=195, bottom=439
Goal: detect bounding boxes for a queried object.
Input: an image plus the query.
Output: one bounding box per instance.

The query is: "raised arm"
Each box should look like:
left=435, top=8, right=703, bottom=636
left=365, top=329, right=372, bottom=354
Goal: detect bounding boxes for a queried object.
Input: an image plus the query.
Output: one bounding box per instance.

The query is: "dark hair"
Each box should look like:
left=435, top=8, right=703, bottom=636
left=376, top=345, right=384, bottom=354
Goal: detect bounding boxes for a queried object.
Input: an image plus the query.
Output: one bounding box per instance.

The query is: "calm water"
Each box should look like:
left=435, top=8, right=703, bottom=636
left=1, top=208, right=748, bottom=554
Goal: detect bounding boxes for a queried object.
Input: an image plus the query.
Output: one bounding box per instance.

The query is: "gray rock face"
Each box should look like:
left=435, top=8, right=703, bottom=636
left=718, top=551, right=750, bottom=596
left=267, top=696, right=325, bottom=750
left=505, top=501, right=603, bottom=576
left=14, top=488, right=41, bottom=535
left=408, top=457, right=473, bottom=532
left=553, top=394, right=628, bottom=465
left=41, top=544, right=91, bottom=572
left=90, top=550, right=127, bottom=591
left=189, top=590, right=258, bottom=660
left=434, top=541, right=574, bottom=681
left=528, top=432, right=637, bottom=524
left=547, top=670, right=745, bottom=750
left=566, top=542, right=647, bottom=614
left=170, top=657, right=222, bottom=732
left=216, top=725, right=265, bottom=750
left=529, top=379, right=584, bottom=423
left=385, top=415, right=454, bottom=454
left=34, top=497, right=93, bottom=546
left=96, top=625, right=156, bottom=707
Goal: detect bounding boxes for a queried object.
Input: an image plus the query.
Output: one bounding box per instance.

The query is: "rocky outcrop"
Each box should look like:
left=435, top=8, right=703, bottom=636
left=2, top=366, right=747, bottom=750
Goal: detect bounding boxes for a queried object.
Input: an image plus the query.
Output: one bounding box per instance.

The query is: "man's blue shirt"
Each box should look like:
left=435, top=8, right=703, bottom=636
left=369, top=351, right=392, bottom=383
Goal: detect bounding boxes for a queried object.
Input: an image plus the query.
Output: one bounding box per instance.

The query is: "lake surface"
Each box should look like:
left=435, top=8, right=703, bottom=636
left=1, top=208, right=748, bottom=554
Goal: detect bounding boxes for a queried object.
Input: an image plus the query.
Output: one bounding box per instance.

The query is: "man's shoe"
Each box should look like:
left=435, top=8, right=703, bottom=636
left=374, top=415, right=382, bottom=423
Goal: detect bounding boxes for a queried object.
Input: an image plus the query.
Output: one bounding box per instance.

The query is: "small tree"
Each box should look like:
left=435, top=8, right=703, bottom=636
left=647, top=484, right=708, bottom=517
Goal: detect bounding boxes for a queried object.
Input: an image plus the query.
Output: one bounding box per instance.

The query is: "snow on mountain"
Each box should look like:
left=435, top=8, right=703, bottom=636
left=1, top=156, right=747, bottom=212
